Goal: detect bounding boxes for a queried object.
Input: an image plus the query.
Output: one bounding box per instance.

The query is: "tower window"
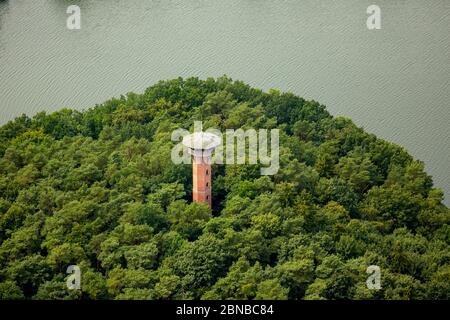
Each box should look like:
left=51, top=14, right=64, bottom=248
left=206, top=195, right=209, bottom=200
left=206, top=182, right=209, bottom=187
left=206, top=169, right=209, bottom=175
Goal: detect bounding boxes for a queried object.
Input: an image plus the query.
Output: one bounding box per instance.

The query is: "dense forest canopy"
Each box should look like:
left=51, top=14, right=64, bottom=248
left=0, top=76, right=448, bottom=300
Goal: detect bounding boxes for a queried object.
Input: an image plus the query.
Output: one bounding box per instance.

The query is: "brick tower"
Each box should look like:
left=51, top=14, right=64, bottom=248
left=182, top=132, right=221, bottom=207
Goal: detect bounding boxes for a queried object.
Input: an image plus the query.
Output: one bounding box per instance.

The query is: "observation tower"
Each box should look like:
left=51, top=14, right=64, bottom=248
left=182, top=132, right=221, bottom=207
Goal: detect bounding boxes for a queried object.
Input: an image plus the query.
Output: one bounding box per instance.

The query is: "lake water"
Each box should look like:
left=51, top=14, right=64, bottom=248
left=0, top=0, right=449, bottom=205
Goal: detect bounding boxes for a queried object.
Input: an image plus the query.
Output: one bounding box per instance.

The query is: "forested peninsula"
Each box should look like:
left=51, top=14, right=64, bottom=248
left=0, top=77, right=448, bottom=300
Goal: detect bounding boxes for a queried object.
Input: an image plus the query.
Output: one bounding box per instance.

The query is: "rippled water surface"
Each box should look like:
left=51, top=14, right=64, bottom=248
left=0, top=0, right=449, bottom=204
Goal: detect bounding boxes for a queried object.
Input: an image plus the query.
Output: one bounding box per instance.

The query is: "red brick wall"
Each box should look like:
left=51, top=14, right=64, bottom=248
left=192, top=155, right=212, bottom=207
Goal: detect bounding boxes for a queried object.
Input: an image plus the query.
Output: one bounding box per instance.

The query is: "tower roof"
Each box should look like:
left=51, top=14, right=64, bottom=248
left=182, top=132, right=221, bottom=150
